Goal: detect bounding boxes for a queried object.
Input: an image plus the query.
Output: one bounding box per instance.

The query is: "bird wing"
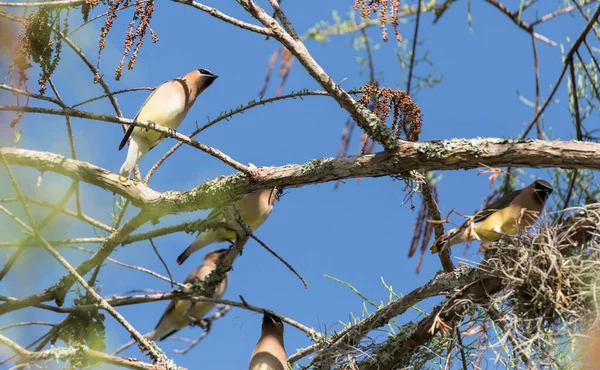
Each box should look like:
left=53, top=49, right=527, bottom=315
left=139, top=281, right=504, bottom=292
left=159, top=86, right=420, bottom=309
left=473, top=188, right=522, bottom=224
left=152, top=263, right=209, bottom=339
left=118, top=85, right=163, bottom=151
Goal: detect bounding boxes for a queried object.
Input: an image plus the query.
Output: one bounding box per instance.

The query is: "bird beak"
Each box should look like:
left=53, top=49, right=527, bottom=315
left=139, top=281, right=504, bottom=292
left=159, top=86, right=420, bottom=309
left=264, top=311, right=276, bottom=323
left=201, top=75, right=218, bottom=89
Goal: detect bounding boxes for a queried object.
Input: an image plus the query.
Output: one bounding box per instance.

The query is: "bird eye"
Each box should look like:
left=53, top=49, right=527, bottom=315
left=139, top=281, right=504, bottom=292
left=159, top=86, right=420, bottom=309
left=198, top=68, right=212, bottom=76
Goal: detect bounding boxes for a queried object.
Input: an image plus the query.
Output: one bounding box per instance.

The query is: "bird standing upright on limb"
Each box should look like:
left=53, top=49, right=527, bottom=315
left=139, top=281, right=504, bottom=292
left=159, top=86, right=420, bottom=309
left=118, top=68, right=218, bottom=179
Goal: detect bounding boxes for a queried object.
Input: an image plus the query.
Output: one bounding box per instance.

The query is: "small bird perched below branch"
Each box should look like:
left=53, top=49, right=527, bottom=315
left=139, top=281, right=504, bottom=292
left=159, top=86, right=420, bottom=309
left=431, top=179, right=553, bottom=254
left=177, top=188, right=280, bottom=265
left=118, top=68, right=218, bottom=179
left=114, top=249, right=230, bottom=357
left=249, top=311, right=287, bottom=370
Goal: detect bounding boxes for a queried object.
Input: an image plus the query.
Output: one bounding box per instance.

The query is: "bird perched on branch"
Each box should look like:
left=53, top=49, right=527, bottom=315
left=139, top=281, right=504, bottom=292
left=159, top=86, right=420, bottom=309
left=430, top=179, right=553, bottom=254
left=118, top=68, right=218, bottom=179
left=177, top=188, right=280, bottom=265
left=249, top=312, right=287, bottom=370
left=147, top=248, right=229, bottom=341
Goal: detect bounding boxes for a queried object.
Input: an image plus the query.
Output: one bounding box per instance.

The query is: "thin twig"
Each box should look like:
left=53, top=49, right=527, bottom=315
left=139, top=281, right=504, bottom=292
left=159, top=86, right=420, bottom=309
left=0, top=0, right=84, bottom=6
left=573, top=0, right=600, bottom=39
left=0, top=333, right=165, bottom=370
left=149, top=239, right=174, bottom=289
left=172, top=305, right=232, bottom=355
left=0, top=105, right=255, bottom=176
left=576, top=50, right=600, bottom=101
left=455, top=326, right=468, bottom=370
left=171, top=0, right=272, bottom=36
left=64, top=245, right=186, bottom=288
left=407, top=0, right=423, bottom=96
left=71, top=87, right=154, bottom=109
left=238, top=0, right=401, bottom=151
left=0, top=322, right=54, bottom=332
left=569, top=62, right=583, bottom=140
left=531, top=34, right=542, bottom=139
left=0, top=152, right=168, bottom=363
left=48, top=77, right=82, bottom=214
left=484, top=0, right=557, bottom=46
left=0, top=83, right=64, bottom=107
left=0, top=182, right=77, bottom=281
left=530, top=0, right=596, bottom=26
left=247, top=232, right=307, bottom=289
left=521, top=4, right=600, bottom=138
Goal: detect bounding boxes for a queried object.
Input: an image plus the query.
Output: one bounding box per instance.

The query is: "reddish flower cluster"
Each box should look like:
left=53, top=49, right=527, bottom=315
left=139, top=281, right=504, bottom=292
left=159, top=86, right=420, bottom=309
left=358, top=82, right=423, bottom=142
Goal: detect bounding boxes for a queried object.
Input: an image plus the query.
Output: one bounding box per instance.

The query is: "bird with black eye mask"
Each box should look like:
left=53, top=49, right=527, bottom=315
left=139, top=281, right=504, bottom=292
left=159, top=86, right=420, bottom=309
left=431, top=179, right=553, bottom=253
left=118, top=68, right=218, bottom=179
left=249, top=312, right=287, bottom=370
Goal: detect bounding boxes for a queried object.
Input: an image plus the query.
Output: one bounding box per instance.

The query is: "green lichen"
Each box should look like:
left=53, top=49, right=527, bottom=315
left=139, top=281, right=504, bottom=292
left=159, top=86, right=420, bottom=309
left=414, top=137, right=520, bottom=159
left=301, top=157, right=330, bottom=173
left=365, top=322, right=418, bottom=364
left=453, top=265, right=474, bottom=279
left=38, top=345, right=78, bottom=361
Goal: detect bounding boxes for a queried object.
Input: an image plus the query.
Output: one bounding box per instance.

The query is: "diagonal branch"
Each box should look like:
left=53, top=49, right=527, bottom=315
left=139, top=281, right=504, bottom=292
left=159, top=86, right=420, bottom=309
left=521, top=4, right=600, bottom=138
left=170, top=0, right=272, bottom=36
left=237, top=0, right=400, bottom=151
left=358, top=277, right=504, bottom=370
left=291, top=266, right=485, bottom=365
left=484, top=0, right=557, bottom=46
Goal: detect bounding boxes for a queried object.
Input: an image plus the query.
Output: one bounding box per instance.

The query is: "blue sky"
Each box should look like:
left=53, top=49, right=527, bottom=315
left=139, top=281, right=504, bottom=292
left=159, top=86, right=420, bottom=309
left=0, top=0, right=596, bottom=368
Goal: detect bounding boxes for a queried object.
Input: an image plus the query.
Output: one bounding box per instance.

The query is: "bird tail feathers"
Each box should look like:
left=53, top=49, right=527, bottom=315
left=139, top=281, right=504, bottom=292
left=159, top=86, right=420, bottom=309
left=119, top=136, right=150, bottom=178
left=430, top=227, right=461, bottom=254
left=177, top=229, right=219, bottom=265
left=146, top=326, right=177, bottom=342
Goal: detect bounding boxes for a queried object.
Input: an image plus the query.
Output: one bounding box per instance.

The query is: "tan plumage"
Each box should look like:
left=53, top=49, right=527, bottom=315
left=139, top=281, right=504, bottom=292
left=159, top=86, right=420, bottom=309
left=249, top=312, right=287, bottom=370
left=431, top=179, right=553, bottom=254
left=147, top=248, right=229, bottom=341
left=118, top=68, right=218, bottom=178
left=177, top=188, right=279, bottom=265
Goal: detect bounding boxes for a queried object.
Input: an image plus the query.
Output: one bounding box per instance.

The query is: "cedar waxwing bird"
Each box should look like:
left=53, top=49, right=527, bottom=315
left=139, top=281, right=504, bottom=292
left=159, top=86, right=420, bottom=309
left=146, top=248, right=229, bottom=341
left=430, top=179, right=553, bottom=254
left=118, top=68, right=218, bottom=178
left=176, top=188, right=280, bottom=265
left=249, top=312, right=287, bottom=370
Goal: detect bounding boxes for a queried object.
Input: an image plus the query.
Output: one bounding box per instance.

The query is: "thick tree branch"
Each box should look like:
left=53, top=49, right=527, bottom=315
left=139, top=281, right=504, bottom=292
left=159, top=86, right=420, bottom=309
left=1, top=138, right=598, bottom=212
